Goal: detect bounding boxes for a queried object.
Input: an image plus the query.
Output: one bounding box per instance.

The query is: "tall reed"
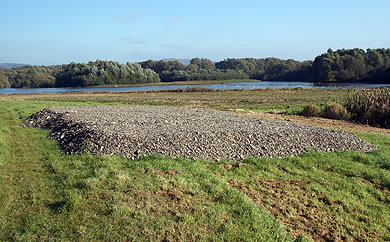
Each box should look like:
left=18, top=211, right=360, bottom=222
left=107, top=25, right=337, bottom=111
left=345, top=88, right=390, bottom=128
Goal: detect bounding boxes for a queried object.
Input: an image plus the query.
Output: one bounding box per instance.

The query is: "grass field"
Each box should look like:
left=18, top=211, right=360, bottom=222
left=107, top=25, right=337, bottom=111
left=2, top=88, right=347, bottom=113
left=0, top=89, right=389, bottom=241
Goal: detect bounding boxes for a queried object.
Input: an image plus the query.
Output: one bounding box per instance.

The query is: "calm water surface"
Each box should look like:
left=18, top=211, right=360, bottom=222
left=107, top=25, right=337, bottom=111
left=1, top=81, right=390, bottom=95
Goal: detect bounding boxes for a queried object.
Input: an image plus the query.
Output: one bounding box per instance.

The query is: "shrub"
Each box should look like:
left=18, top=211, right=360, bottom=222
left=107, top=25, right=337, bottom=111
left=325, top=103, right=350, bottom=120
left=302, top=104, right=322, bottom=117
left=345, top=88, right=390, bottom=128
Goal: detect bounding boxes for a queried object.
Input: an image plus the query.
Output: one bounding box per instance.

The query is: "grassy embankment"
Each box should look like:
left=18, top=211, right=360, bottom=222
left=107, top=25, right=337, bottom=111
left=0, top=88, right=389, bottom=241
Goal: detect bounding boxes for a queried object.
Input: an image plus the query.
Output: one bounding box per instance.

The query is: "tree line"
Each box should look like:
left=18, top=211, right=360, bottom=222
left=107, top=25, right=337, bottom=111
left=1, top=48, right=390, bottom=88
left=142, top=49, right=390, bottom=84
left=139, top=58, right=249, bottom=82
left=312, top=48, right=390, bottom=83
left=0, top=61, right=160, bottom=88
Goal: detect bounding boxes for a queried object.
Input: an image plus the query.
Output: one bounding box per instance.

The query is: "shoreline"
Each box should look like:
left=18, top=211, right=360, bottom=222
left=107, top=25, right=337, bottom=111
left=6, top=79, right=259, bottom=90
left=4, top=78, right=390, bottom=90
left=1, top=80, right=389, bottom=96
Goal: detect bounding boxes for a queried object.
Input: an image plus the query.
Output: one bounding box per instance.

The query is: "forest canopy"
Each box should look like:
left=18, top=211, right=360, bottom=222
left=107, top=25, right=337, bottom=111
left=2, top=61, right=160, bottom=88
left=311, top=48, right=390, bottom=83
left=55, top=61, right=160, bottom=87
left=2, top=48, right=390, bottom=88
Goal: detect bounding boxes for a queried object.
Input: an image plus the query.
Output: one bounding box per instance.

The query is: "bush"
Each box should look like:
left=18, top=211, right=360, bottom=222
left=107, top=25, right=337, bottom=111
left=345, top=88, right=390, bottom=128
left=325, top=103, right=350, bottom=120
left=302, top=104, right=322, bottom=117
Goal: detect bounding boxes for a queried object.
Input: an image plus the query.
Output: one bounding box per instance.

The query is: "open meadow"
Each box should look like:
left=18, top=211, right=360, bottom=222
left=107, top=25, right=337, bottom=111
left=0, top=88, right=389, bottom=241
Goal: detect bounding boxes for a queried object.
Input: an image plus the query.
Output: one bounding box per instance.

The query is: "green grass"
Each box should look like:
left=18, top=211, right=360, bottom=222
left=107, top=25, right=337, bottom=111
left=0, top=125, right=8, bottom=162
left=207, top=133, right=390, bottom=240
left=0, top=94, right=389, bottom=241
left=0, top=100, right=289, bottom=241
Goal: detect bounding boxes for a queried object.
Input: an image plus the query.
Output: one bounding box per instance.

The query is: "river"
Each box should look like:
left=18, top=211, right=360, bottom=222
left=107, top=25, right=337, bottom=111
left=1, top=81, right=389, bottom=95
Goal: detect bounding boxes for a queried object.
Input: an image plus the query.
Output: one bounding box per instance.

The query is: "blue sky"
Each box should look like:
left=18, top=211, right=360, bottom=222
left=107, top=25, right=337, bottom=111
left=1, top=0, right=390, bottom=65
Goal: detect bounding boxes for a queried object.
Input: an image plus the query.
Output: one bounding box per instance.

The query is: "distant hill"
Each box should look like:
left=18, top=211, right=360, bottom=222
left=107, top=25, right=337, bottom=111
left=161, top=58, right=191, bottom=66
left=0, top=63, right=28, bottom=69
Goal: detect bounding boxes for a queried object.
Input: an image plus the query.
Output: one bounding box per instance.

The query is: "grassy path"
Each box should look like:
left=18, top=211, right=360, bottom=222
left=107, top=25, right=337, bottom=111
left=0, top=119, right=55, bottom=240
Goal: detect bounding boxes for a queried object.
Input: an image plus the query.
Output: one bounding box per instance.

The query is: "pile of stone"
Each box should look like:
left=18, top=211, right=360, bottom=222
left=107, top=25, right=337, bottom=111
left=25, top=106, right=377, bottom=160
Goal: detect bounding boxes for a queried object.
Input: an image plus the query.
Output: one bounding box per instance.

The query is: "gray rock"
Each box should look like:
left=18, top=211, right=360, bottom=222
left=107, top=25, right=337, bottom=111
left=24, top=106, right=377, bottom=161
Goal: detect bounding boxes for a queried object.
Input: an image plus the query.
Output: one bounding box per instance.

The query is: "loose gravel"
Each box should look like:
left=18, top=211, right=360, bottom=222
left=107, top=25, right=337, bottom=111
left=25, top=106, right=377, bottom=160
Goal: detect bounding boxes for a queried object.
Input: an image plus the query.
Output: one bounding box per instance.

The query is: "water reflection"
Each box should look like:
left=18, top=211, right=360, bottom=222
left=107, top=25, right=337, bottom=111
left=1, top=81, right=389, bottom=95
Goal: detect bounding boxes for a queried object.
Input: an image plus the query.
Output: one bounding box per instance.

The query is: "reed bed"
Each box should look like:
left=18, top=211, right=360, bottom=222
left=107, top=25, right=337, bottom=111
left=345, top=88, right=390, bottom=128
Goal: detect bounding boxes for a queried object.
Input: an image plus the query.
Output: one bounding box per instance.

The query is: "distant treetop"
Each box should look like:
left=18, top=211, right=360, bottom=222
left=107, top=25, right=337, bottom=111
left=1, top=48, right=390, bottom=88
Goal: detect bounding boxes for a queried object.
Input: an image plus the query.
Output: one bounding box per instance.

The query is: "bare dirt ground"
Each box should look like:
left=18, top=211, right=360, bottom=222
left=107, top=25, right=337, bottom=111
left=232, top=109, right=390, bottom=136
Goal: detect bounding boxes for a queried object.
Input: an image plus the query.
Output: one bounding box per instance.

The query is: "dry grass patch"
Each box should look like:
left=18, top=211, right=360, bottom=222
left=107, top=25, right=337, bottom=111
left=324, top=103, right=350, bottom=120
left=302, top=104, right=322, bottom=117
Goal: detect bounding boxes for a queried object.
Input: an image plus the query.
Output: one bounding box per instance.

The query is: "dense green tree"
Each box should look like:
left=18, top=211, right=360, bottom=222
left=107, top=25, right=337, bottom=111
left=367, top=49, right=384, bottom=68
left=141, top=58, right=244, bottom=82
left=312, top=55, right=334, bottom=82
left=3, top=61, right=159, bottom=88
left=139, top=60, right=186, bottom=74
left=311, top=48, right=390, bottom=83
left=5, top=66, right=58, bottom=88
left=188, top=58, right=215, bottom=71
left=0, top=68, right=10, bottom=88
left=159, top=69, right=248, bottom=82
left=215, top=58, right=312, bottom=81
left=186, top=63, right=199, bottom=72
left=55, top=61, right=160, bottom=87
left=3, top=48, right=390, bottom=88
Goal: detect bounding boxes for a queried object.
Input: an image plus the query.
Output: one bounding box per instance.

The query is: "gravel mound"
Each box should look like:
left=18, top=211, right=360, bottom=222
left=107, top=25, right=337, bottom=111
left=25, top=106, right=377, bottom=160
